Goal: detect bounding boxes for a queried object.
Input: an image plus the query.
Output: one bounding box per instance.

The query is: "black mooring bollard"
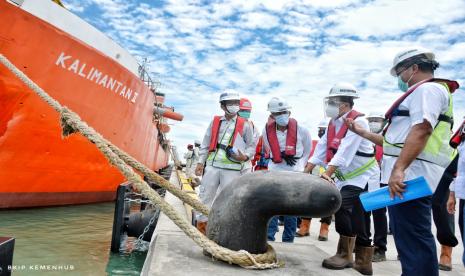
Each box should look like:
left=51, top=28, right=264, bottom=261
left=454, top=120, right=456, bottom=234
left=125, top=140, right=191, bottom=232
left=207, top=171, right=342, bottom=254
left=0, top=237, right=15, bottom=276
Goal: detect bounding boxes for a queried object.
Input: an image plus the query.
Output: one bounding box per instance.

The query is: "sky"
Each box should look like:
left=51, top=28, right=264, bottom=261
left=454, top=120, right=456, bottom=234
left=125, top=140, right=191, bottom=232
left=62, top=0, right=465, bottom=156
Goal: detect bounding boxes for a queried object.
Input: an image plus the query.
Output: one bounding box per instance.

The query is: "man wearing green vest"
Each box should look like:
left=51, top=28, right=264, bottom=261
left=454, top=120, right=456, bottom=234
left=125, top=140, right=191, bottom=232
left=305, top=83, right=379, bottom=275
left=346, top=47, right=459, bottom=276
left=194, top=90, right=256, bottom=235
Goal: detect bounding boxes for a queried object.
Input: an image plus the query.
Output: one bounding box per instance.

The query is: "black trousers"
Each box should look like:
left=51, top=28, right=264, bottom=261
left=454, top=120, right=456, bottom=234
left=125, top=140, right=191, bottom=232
left=432, top=155, right=459, bottom=247
left=459, top=199, right=465, bottom=240
left=335, top=185, right=371, bottom=247
left=365, top=184, right=388, bottom=252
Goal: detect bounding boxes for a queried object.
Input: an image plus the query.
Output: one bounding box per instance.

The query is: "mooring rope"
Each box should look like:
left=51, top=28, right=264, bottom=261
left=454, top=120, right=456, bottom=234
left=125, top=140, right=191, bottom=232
left=0, top=54, right=282, bottom=269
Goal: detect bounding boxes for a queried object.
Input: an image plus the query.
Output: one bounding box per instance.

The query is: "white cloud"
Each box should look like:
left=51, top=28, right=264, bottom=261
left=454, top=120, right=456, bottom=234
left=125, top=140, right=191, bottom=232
left=328, top=0, right=465, bottom=39
left=209, top=28, right=243, bottom=49
left=239, top=11, right=280, bottom=29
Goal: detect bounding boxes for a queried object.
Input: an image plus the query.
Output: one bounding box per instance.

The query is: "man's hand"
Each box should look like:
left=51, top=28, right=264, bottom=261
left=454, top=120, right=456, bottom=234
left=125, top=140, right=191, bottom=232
left=343, top=117, right=366, bottom=136
left=388, top=167, right=406, bottom=199
left=195, top=163, right=204, bottom=176
left=230, top=149, right=248, bottom=162
left=343, top=117, right=384, bottom=146
left=304, top=163, right=315, bottom=173
left=447, top=192, right=456, bottom=214
left=321, top=173, right=335, bottom=185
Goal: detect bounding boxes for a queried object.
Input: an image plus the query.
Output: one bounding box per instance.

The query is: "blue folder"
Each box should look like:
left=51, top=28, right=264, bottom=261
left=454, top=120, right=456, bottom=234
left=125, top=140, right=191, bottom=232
left=359, top=176, right=432, bottom=212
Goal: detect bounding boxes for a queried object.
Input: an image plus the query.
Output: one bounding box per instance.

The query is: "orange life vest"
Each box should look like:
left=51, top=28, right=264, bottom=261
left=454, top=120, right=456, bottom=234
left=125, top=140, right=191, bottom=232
left=384, top=78, right=459, bottom=129
left=309, top=140, right=318, bottom=158
left=326, top=110, right=364, bottom=163
left=266, top=118, right=298, bottom=163
left=208, top=116, right=246, bottom=152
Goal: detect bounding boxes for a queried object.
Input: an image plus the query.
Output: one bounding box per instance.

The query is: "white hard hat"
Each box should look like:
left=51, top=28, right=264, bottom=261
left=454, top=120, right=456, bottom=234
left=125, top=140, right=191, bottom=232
left=366, top=111, right=385, bottom=119
left=327, top=82, right=359, bottom=99
left=317, top=119, right=329, bottom=128
left=219, top=89, right=240, bottom=102
left=267, top=97, right=291, bottom=113
left=390, top=47, right=435, bottom=76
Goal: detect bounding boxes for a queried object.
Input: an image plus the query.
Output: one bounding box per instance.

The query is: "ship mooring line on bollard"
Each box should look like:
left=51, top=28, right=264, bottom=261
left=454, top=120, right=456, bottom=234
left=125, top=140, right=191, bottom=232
left=0, top=54, right=283, bottom=269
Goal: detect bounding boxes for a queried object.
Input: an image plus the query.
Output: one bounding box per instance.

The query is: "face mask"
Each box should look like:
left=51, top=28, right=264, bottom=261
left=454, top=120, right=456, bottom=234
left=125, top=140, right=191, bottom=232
left=397, top=69, right=415, bottom=92
left=237, top=111, right=251, bottom=119
left=369, top=122, right=383, bottom=133
left=275, top=114, right=290, bottom=126
left=318, top=130, right=325, bottom=138
left=325, top=104, right=340, bottom=119
left=225, top=105, right=239, bottom=115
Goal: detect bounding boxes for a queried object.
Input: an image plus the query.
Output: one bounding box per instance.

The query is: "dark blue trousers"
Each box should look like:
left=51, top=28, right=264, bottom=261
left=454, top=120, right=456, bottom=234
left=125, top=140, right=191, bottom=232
left=388, top=196, right=438, bottom=276
left=267, top=216, right=297, bottom=242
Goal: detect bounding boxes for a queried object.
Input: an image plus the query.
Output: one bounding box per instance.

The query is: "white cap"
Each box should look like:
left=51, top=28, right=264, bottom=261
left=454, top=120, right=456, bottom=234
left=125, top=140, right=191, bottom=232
left=194, top=140, right=201, bottom=145
left=366, top=112, right=385, bottom=119
left=267, top=97, right=291, bottom=113
left=219, top=89, right=240, bottom=102
left=317, top=119, right=329, bottom=128
left=327, top=82, right=359, bottom=99
left=390, top=47, right=435, bottom=76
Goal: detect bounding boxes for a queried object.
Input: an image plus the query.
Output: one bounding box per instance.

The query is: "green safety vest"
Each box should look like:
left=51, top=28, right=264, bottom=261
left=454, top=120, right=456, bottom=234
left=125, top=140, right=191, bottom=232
left=383, top=81, right=457, bottom=168
left=206, top=119, right=244, bottom=171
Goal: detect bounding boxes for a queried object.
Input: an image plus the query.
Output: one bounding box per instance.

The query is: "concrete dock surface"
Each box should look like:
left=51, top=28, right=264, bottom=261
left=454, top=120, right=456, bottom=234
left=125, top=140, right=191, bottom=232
left=142, top=173, right=465, bottom=276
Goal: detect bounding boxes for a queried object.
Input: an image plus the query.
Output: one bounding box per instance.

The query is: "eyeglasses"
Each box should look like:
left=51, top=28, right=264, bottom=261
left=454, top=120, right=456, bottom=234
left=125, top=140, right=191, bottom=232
left=271, top=111, right=288, bottom=116
left=395, top=65, right=412, bottom=77
left=326, top=100, right=342, bottom=106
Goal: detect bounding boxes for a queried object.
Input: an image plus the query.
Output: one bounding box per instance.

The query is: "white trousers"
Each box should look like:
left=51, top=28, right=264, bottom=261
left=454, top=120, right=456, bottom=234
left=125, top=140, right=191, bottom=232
left=197, top=165, right=242, bottom=222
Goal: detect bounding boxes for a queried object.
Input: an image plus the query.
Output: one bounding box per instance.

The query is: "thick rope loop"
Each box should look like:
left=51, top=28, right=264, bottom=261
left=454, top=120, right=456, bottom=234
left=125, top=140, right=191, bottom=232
left=0, top=54, right=281, bottom=269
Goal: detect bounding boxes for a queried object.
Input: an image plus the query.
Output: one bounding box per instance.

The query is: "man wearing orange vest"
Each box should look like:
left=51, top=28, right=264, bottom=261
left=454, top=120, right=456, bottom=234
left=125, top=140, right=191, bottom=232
left=252, top=135, right=270, bottom=171
left=238, top=97, right=260, bottom=173
left=305, top=83, right=379, bottom=275
left=262, top=97, right=312, bottom=243
left=194, top=90, right=256, bottom=234
left=345, top=48, right=458, bottom=276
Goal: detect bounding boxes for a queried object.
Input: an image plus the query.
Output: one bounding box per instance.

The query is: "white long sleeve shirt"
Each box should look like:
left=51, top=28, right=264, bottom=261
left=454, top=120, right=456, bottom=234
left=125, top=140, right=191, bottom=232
left=309, top=111, right=379, bottom=190
left=450, top=142, right=465, bottom=199
left=262, top=122, right=312, bottom=172
left=198, top=115, right=256, bottom=166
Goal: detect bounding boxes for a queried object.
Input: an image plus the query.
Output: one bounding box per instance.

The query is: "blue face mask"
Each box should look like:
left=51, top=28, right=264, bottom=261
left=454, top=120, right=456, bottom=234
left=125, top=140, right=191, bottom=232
left=238, top=111, right=251, bottom=119
left=397, top=76, right=409, bottom=92
left=275, top=114, right=290, bottom=126
left=397, top=69, right=415, bottom=92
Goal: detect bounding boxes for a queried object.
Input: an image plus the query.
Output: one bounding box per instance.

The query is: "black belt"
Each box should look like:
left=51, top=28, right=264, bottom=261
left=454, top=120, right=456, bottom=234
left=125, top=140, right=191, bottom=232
left=355, top=151, right=375, bottom=157
left=394, top=110, right=454, bottom=125
left=217, top=144, right=229, bottom=151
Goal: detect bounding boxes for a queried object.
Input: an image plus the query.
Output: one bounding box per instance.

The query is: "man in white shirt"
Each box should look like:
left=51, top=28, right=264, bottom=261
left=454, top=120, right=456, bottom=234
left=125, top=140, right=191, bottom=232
left=346, top=48, right=459, bottom=276
left=262, top=97, right=312, bottom=243
left=194, top=90, right=256, bottom=235
left=447, top=118, right=465, bottom=267
left=305, top=83, right=379, bottom=275
left=193, top=140, right=201, bottom=165
left=238, top=97, right=260, bottom=174
left=184, top=144, right=195, bottom=178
